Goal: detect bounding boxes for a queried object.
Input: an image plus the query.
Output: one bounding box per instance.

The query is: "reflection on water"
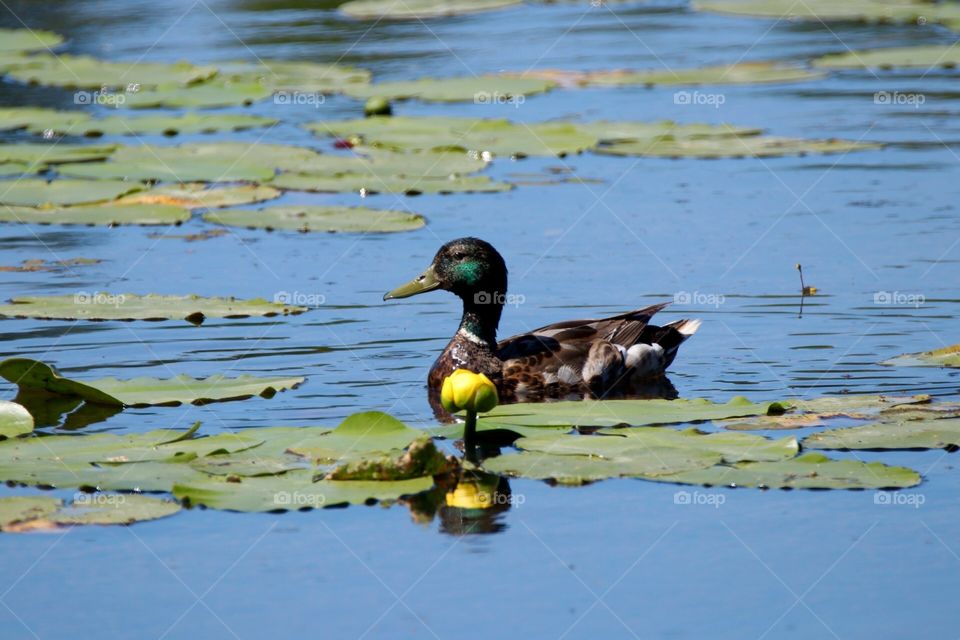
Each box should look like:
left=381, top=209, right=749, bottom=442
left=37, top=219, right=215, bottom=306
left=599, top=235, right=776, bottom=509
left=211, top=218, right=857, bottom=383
left=402, top=468, right=514, bottom=536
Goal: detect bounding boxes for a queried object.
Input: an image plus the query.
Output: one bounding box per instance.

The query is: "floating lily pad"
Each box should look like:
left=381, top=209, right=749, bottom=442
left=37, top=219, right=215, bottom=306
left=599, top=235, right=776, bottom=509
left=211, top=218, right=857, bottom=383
left=4, top=54, right=217, bottom=89
left=118, top=183, right=281, bottom=209
left=271, top=172, right=510, bottom=195
left=312, top=116, right=599, bottom=157
left=340, top=0, right=521, bottom=19
left=0, top=203, right=190, bottom=226
left=286, top=411, right=427, bottom=462
left=342, top=75, right=555, bottom=102
left=0, top=401, right=33, bottom=439
left=0, top=294, right=307, bottom=323
left=577, top=120, right=763, bottom=141
left=694, top=0, right=960, bottom=30
left=203, top=205, right=426, bottom=233
left=0, top=28, right=64, bottom=53
left=804, top=417, right=960, bottom=451
left=514, top=62, right=823, bottom=87
left=220, top=59, right=371, bottom=93
left=595, top=135, right=880, bottom=158
left=0, top=143, right=117, bottom=170
left=0, top=107, right=92, bottom=134
left=882, top=344, right=960, bottom=368
left=652, top=453, right=921, bottom=490
left=814, top=45, right=960, bottom=69
left=47, top=494, right=181, bottom=526
left=0, top=178, right=143, bottom=207
left=324, top=437, right=452, bottom=481
left=32, top=112, right=278, bottom=137
left=0, top=496, right=60, bottom=531
left=120, top=80, right=272, bottom=109
left=0, top=163, right=32, bottom=177
left=0, top=258, right=101, bottom=273
left=477, top=396, right=785, bottom=429
left=0, top=358, right=304, bottom=407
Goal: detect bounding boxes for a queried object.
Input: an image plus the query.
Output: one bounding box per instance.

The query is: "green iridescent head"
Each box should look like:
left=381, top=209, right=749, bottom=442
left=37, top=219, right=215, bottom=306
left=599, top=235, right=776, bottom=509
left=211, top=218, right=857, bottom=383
left=383, top=237, right=508, bottom=303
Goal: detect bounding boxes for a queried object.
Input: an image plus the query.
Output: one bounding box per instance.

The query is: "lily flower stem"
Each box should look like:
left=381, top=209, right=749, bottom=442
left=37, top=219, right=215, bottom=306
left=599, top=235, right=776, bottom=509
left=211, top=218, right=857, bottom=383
left=464, top=409, right=478, bottom=463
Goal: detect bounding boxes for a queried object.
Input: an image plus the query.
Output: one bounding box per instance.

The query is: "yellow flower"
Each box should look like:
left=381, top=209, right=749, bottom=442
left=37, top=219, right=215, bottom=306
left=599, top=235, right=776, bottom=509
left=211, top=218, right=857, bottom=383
left=440, top=369, right=499, bottom=414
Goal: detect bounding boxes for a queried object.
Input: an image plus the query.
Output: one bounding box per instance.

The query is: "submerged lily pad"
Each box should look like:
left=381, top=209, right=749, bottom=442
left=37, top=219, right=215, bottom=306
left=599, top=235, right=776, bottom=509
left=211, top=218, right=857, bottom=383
left=0, top=179, right=143, bottom=207
left=203, top=205, right=426, bottom=233
left=342, top=75, right=555, bottom=102
left=514, top=62, right=823, bottom=87
left=0, top=28, right=64, bottom=53
left=814, top=45, right=960, bottom=69
left=0, top=203, right=190, bottom=226
left=0, top=358, right=304, bottom=407
left=0, top=401, right=33, bottom=439
left=882, top=344, right=960, bottom=368
left=653, top=453, right=921, bottom=490
left=694, top=0, right=960, bottom=30
left=0, top=294, right=307, bottom=323
left=804, top=417, right=960, bottom=451
left=340, top=0, right=521, bottom=19
left=117, top=183, right=281, bottom=209
left=4, top=54, right=217, bottom=89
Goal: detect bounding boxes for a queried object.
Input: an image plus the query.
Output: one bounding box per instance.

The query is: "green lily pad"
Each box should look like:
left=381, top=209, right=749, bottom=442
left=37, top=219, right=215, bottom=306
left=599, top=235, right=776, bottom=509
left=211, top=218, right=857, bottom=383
left=0, top=203, right=191, bottom=226
left=173, top=469, right=434, bottom=512
left=814, top=45, right=960, bottom=69
left=311, top=116, right=599, bottom=157
left=340, top=0, right=521, bottom=19
left=595, top=135, right=880, bottom=158
left=4, top=54, right=218, bottom=89
left=220, top=59, right=371, bottom=93
left=0, top=163, right=32, bottom=177
left=0, top=294, right=307, bottom=323
left=804, top=417, right=960, bottom=451
left=342, top=75, right=555, bottom=102
left=203, top=205, right=426, bottom=233
left=652, top=453, right=921, bottom=489
left=0, top=401, right=33, bottom=439
left=882, top=344, right=960, bottom=368
left=120, top=80, right=272, bottom=109
left=48, top=494, right=181, bottom=526
left=0, top=28, right=64, bottom=53
left=0, top=496, right=61, bottom=531
left=0, top=178, right=143, bottom=207
left=117, top=183, right=281, bottom=209
left=44, top=112, right=278, bottom=137
left=324, top=437, right=452, bottom=481
left=0, top=143, right=117, bottom=170
left=477, top=396, right=785, bottom=429
left=514, top=62, right=823, bottom=87
left=694, top=0, right=960, bottom=30
left=286, top=411, right=427, bottom=462
left=577, top=120, right=764, bottom=141
left=0, top=107, right=92, bottom=134
left=0, top=358, right=304, bottom=407
left=271, top=172, right=510, bottom=195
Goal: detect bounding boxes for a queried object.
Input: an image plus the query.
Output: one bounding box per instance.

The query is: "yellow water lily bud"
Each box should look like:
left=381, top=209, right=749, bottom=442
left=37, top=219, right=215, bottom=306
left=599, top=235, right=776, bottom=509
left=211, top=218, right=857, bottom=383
left=440, top=369, right=499, bottom=414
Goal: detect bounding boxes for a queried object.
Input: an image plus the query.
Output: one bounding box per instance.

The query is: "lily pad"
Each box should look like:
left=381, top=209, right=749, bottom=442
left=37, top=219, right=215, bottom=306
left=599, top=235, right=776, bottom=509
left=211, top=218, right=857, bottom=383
left=203, top=205, right=426, bottom=233
left=4, top=54, right=218, bottom=89
left=694, top=0, right=960, bottom=30
left=595, top=135, right=880, bottom=158
left=804, top=417, right=960, bottom=451
left=340, top=0, right=521, bottom=19
left=0, top=178, right=143, bottom=207
left=0, top=163, right=32, bottom=177
left=0, top=107, right=92, bottom=134
left=312, top=116, right=599, bottom=157
left=286, top=411, right=427, bottom=462
left=0, top=28, right=64, bottom=53
left=0, top=496, right=61, bottom=531
left=814, top=45, right=960, bottom=70
left=47, top=112, right=278, bottom=137
left=514, top=62, right=823, bottom=87
left=120, top=80, right=272, bottom=109
left=49, top=494, right=181, bottom=526
left=0, top=358, right=304, bottom=407
left=0, top=401, right=33, bottom=439
left=117, top=183, right=281, bottom=209
left=652, top=453, right=921, bottom=490
left=342, top=75, right=555, bottom=102
left=0, top=143, right=117, bottom=170
left=220, top=59, right=371, bottom=93
left=270, top=172, right=510, bottom=195
left=0, top=294, right=307, bottom=323
left=0, top=203, right=191, bottom=226
left=882, top=344, right=960, bottom=368
left=477, top=396, right=786, bottom=429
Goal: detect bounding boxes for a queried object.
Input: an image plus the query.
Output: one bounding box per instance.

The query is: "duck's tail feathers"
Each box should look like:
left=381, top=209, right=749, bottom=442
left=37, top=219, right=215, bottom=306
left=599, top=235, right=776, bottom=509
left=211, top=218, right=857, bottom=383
left=658, top=318, right=701, bottom=369
left=672, top=318, right=701, bottom=338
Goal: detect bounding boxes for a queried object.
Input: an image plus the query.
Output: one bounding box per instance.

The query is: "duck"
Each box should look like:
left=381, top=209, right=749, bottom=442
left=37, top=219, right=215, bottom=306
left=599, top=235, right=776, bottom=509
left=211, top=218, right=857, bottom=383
left=384, top=237, right=700, bottom=404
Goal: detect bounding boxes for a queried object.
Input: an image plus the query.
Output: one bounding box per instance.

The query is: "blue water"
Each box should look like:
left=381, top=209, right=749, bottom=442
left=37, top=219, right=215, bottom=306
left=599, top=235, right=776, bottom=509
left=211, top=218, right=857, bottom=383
left=1, top=0, right=959, bottom=637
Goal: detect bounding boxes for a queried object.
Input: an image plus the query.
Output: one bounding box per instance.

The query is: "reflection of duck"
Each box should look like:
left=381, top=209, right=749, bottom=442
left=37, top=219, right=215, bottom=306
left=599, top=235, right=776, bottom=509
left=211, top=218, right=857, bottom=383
left=385, top=238, right=699, bottom=404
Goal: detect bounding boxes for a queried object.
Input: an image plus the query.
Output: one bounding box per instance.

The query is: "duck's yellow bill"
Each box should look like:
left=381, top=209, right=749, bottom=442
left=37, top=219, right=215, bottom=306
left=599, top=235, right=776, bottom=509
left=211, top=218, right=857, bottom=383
left=383, top=264, right=440, bottom=300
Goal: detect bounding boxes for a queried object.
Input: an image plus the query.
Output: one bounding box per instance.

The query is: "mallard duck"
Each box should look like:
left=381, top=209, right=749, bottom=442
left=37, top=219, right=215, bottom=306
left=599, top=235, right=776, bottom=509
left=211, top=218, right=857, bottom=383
left=384, top=237, right=700, bottom=403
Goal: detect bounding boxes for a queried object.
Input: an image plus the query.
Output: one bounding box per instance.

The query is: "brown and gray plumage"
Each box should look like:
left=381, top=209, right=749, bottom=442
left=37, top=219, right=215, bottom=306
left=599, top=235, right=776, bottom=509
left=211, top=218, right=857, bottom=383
left=384, top=237, right=700, bottom=403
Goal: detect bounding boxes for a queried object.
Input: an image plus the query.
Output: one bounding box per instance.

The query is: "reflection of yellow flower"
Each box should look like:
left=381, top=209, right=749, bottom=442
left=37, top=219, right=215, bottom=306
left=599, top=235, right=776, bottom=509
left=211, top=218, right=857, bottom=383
left=440, top=369, right=499, bottom=414
left=445, top=473, right=501, bottom=509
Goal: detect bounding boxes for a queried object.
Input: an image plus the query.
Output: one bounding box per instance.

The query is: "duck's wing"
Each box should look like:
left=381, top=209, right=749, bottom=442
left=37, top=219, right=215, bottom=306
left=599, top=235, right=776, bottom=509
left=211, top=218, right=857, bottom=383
left=496, top=302, right=699, bottom=396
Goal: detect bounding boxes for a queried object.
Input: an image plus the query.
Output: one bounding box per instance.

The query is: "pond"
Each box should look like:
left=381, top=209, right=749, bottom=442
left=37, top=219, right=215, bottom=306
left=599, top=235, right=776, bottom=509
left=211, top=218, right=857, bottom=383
left=1, top=0, right=959, bottom=637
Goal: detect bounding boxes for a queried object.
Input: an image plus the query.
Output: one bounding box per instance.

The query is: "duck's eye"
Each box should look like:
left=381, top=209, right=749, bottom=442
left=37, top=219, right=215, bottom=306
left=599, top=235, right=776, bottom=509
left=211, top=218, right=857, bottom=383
left=453, top=252, right=466, bottom=260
